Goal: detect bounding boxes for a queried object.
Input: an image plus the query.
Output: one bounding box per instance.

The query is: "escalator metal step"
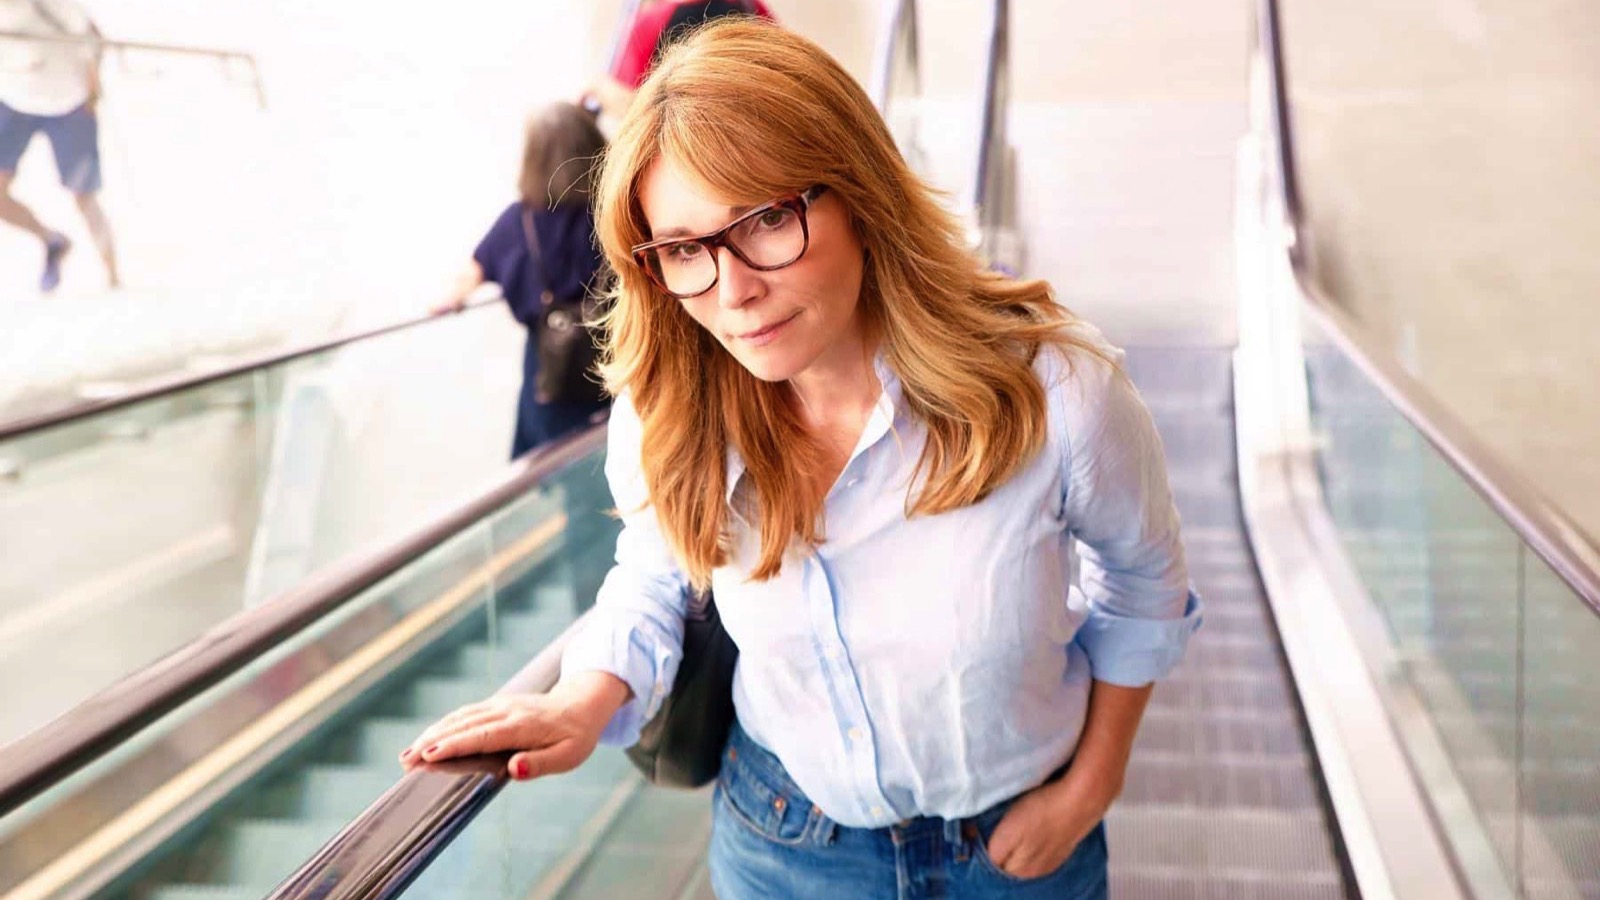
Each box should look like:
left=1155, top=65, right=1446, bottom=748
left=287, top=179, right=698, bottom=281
left=1107, top=869, right=1345, bottom=900
left=145, top=887, right=264, bottom=900
left=1106, top=807, right=1341, bottom=876
left=301, top=765, right=407, bottom=820
left=224, top=817, right=349, bottom=890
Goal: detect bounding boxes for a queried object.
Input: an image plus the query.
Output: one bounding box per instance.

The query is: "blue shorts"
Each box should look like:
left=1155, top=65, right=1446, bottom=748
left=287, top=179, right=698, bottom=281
left=709, top=721, right=1109, bottom=900
left=0, top=100, right=103, bottom=194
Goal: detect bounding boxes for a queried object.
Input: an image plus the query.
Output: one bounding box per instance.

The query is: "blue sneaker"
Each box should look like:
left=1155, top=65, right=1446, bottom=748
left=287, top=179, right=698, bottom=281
left=41, top=233, right=71, bottom=293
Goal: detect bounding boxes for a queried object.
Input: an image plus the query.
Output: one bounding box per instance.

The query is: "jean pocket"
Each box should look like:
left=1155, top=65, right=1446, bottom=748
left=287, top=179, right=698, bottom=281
left=972, top=818, right=1107, bottom=887
left=717, top=753, right=813, bottom=845
left=973, top=833, right=1048, bottom=884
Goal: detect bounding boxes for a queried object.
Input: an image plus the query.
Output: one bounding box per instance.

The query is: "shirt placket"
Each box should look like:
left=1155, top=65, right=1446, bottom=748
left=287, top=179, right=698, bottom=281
left=802, top=551, right=898, bottom=825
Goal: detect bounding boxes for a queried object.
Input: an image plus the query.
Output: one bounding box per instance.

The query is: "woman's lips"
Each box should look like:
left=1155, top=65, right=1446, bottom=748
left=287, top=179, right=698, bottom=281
left=736, top=311, right=800, bottom=347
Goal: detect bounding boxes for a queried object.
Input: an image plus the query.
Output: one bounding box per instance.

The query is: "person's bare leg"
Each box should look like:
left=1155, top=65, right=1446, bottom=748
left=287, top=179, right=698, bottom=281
left=73, top=191, right=119, bottom=288
left=0, top=171, right=54, bottom=241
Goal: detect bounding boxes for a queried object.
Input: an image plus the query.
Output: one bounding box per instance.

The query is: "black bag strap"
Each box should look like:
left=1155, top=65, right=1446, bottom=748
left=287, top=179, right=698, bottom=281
left=524, top=205, right=603, bottom=311
left=521, top=206, right=545, bottom=275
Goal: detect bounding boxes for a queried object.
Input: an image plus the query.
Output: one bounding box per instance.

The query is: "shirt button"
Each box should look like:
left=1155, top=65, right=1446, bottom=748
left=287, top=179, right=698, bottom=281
left=848, top=727, right=865, bottom=743
left=871, top=805, right=885, bottom=817
left=846, top=478, right=860, bottom=488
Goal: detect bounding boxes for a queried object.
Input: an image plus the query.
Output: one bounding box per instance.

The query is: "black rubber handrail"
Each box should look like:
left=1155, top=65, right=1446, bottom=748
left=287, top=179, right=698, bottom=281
left=0, top=296, right=501, bottom=444
left=265, top=610, right=589, bottom=900
left=1257, top=0, right=1600, bottom=617
left=0, top=418, right=607, bottom=817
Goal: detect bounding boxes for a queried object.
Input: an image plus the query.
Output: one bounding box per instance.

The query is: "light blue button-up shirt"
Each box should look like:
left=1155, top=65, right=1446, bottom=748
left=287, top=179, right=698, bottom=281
left=561, top=329, right=1202, bottom=828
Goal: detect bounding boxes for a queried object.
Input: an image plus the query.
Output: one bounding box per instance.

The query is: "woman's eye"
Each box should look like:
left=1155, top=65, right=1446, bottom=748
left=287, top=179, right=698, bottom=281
left=667, top=242, right=705, bottom=261
left=756, top=209, right=791, bottom=229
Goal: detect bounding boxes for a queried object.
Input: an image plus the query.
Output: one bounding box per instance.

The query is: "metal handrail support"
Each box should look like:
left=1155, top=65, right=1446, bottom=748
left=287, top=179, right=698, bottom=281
left=0, top=29, right=267, bottom=109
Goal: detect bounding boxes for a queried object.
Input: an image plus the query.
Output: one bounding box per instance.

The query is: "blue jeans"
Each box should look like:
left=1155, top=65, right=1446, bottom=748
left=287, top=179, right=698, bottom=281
left=709, top=722, right=1109, bottom=900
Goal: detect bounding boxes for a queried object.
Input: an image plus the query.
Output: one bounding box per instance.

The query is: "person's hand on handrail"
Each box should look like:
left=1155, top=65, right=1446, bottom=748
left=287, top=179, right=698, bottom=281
left=399, top=670, right=630, bottom=781
left=430, top=260, right=486, bottom=315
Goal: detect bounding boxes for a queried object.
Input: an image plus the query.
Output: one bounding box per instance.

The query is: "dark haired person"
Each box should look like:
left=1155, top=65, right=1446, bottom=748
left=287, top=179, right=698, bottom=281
left=434, top=102, right=609, bottom=457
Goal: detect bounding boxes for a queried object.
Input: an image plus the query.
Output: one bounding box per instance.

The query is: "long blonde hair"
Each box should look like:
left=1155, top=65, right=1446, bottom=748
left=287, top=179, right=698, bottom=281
left=594, top=19, right=1110, bottom=589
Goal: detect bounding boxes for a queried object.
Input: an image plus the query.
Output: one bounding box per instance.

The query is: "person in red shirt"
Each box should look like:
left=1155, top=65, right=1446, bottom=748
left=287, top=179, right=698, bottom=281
left=586, top=1, right=775, bottom=120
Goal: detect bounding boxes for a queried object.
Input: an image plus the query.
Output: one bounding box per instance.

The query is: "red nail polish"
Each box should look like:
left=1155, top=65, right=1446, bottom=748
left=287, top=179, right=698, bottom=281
left=512, top=759, right=527, bottom=779
left=400, top=748, right=414, bottom=761
left=424, top=744, right=439, bottom=757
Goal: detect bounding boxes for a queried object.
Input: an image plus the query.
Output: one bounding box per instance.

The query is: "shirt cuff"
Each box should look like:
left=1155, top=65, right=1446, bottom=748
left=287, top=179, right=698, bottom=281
left=1075, top=589, right=1203, bottom=687
left=559, top=614, right=681, bottom=747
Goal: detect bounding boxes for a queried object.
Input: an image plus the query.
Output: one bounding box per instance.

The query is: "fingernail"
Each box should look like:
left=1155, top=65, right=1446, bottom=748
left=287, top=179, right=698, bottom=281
left=512, top=758, right=528, bottom=779
left=424, top=744, right=439, bottom=758
left=399, top=748, right=414, bottom=762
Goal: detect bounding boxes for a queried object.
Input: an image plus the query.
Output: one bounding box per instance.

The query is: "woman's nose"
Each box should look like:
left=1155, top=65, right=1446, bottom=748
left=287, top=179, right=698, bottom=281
left=715, top=245, right=762, bottom=310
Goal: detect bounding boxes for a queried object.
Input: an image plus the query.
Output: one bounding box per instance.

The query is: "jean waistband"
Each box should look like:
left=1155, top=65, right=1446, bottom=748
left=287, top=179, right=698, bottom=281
left=724, top=720, right=1036, bottom=838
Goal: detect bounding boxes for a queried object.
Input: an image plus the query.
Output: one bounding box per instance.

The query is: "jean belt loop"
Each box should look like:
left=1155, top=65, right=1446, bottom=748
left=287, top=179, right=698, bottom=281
left=943, top=817, right=963, bottom=851
left=811, top=807, right=837, bottom=845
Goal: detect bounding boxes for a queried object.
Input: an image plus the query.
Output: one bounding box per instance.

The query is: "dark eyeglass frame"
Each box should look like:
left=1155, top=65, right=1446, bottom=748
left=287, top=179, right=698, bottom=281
left=631, top=184, right=829, bottom=300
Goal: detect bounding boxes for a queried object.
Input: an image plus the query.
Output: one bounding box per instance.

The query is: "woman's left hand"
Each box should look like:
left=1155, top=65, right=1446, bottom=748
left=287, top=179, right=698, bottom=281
left=983, top=772, right=1116, bottom=880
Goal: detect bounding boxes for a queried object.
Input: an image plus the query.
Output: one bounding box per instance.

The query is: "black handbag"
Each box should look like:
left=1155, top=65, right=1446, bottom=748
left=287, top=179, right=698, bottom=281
left=624, top=591, right=739, bottom=788
left=523, top=208, right=607, bottom=407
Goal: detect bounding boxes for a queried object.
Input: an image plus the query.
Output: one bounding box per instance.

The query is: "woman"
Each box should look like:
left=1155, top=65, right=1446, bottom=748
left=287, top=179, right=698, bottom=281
left=405, top=20, right=1200, bottom=898
left=433, top=102, right=610, bottom=458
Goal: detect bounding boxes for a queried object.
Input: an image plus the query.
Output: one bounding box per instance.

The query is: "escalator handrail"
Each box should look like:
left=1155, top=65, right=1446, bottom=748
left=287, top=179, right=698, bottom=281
left=869, top=0, right=919, bottom=112
left=265, top=610, right=588, bottom=900
left=0, top=418, right=608, bottom=818
left=0, top=294, right=503, bottom=444
left=970, top=0, right=1008, bottom=229
left=1256, top=0, right=1600, bottom=618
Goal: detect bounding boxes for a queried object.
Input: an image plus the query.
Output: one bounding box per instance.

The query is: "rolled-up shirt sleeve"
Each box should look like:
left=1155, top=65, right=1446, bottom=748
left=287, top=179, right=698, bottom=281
left=1060, top=351, right=1202, bottom=687
left=559, top=392, right=691, bottom=745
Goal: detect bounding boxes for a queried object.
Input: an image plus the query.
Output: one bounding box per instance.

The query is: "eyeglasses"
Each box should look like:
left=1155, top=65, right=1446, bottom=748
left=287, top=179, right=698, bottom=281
left=631, top=185, right=828, bottom=300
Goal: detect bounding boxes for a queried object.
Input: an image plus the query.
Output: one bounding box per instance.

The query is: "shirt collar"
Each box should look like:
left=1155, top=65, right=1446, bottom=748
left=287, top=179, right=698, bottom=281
left=724, top=350, right=902, bottom=504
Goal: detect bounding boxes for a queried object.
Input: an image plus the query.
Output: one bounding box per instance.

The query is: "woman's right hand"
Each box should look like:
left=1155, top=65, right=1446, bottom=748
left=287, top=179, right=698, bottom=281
left=399, top=671, right=631, bottom=780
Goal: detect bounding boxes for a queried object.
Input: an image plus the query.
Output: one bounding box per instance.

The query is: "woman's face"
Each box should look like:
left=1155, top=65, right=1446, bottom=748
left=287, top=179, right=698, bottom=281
left=636, top=156, right=867, bottom=384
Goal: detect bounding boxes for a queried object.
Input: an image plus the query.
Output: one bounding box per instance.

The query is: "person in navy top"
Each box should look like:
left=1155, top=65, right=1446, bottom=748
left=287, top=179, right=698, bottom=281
left=434, top=102, right=610, bottom=458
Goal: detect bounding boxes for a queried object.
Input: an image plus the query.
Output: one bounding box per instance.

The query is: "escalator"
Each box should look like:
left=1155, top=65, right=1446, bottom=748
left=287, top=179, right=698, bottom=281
left=0, top=344, right=1353, bottom=900
left=110, top=475, right=637, bottom=900
left=0, top=297, right=520, bottom=749
left=6, top=1, right=1599, bottom=898
left=1105, top=347, right=1349, bottom=898
left=0, top=435, right=631, bottom=899
left=0, top=1, right=1344, bottom=896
